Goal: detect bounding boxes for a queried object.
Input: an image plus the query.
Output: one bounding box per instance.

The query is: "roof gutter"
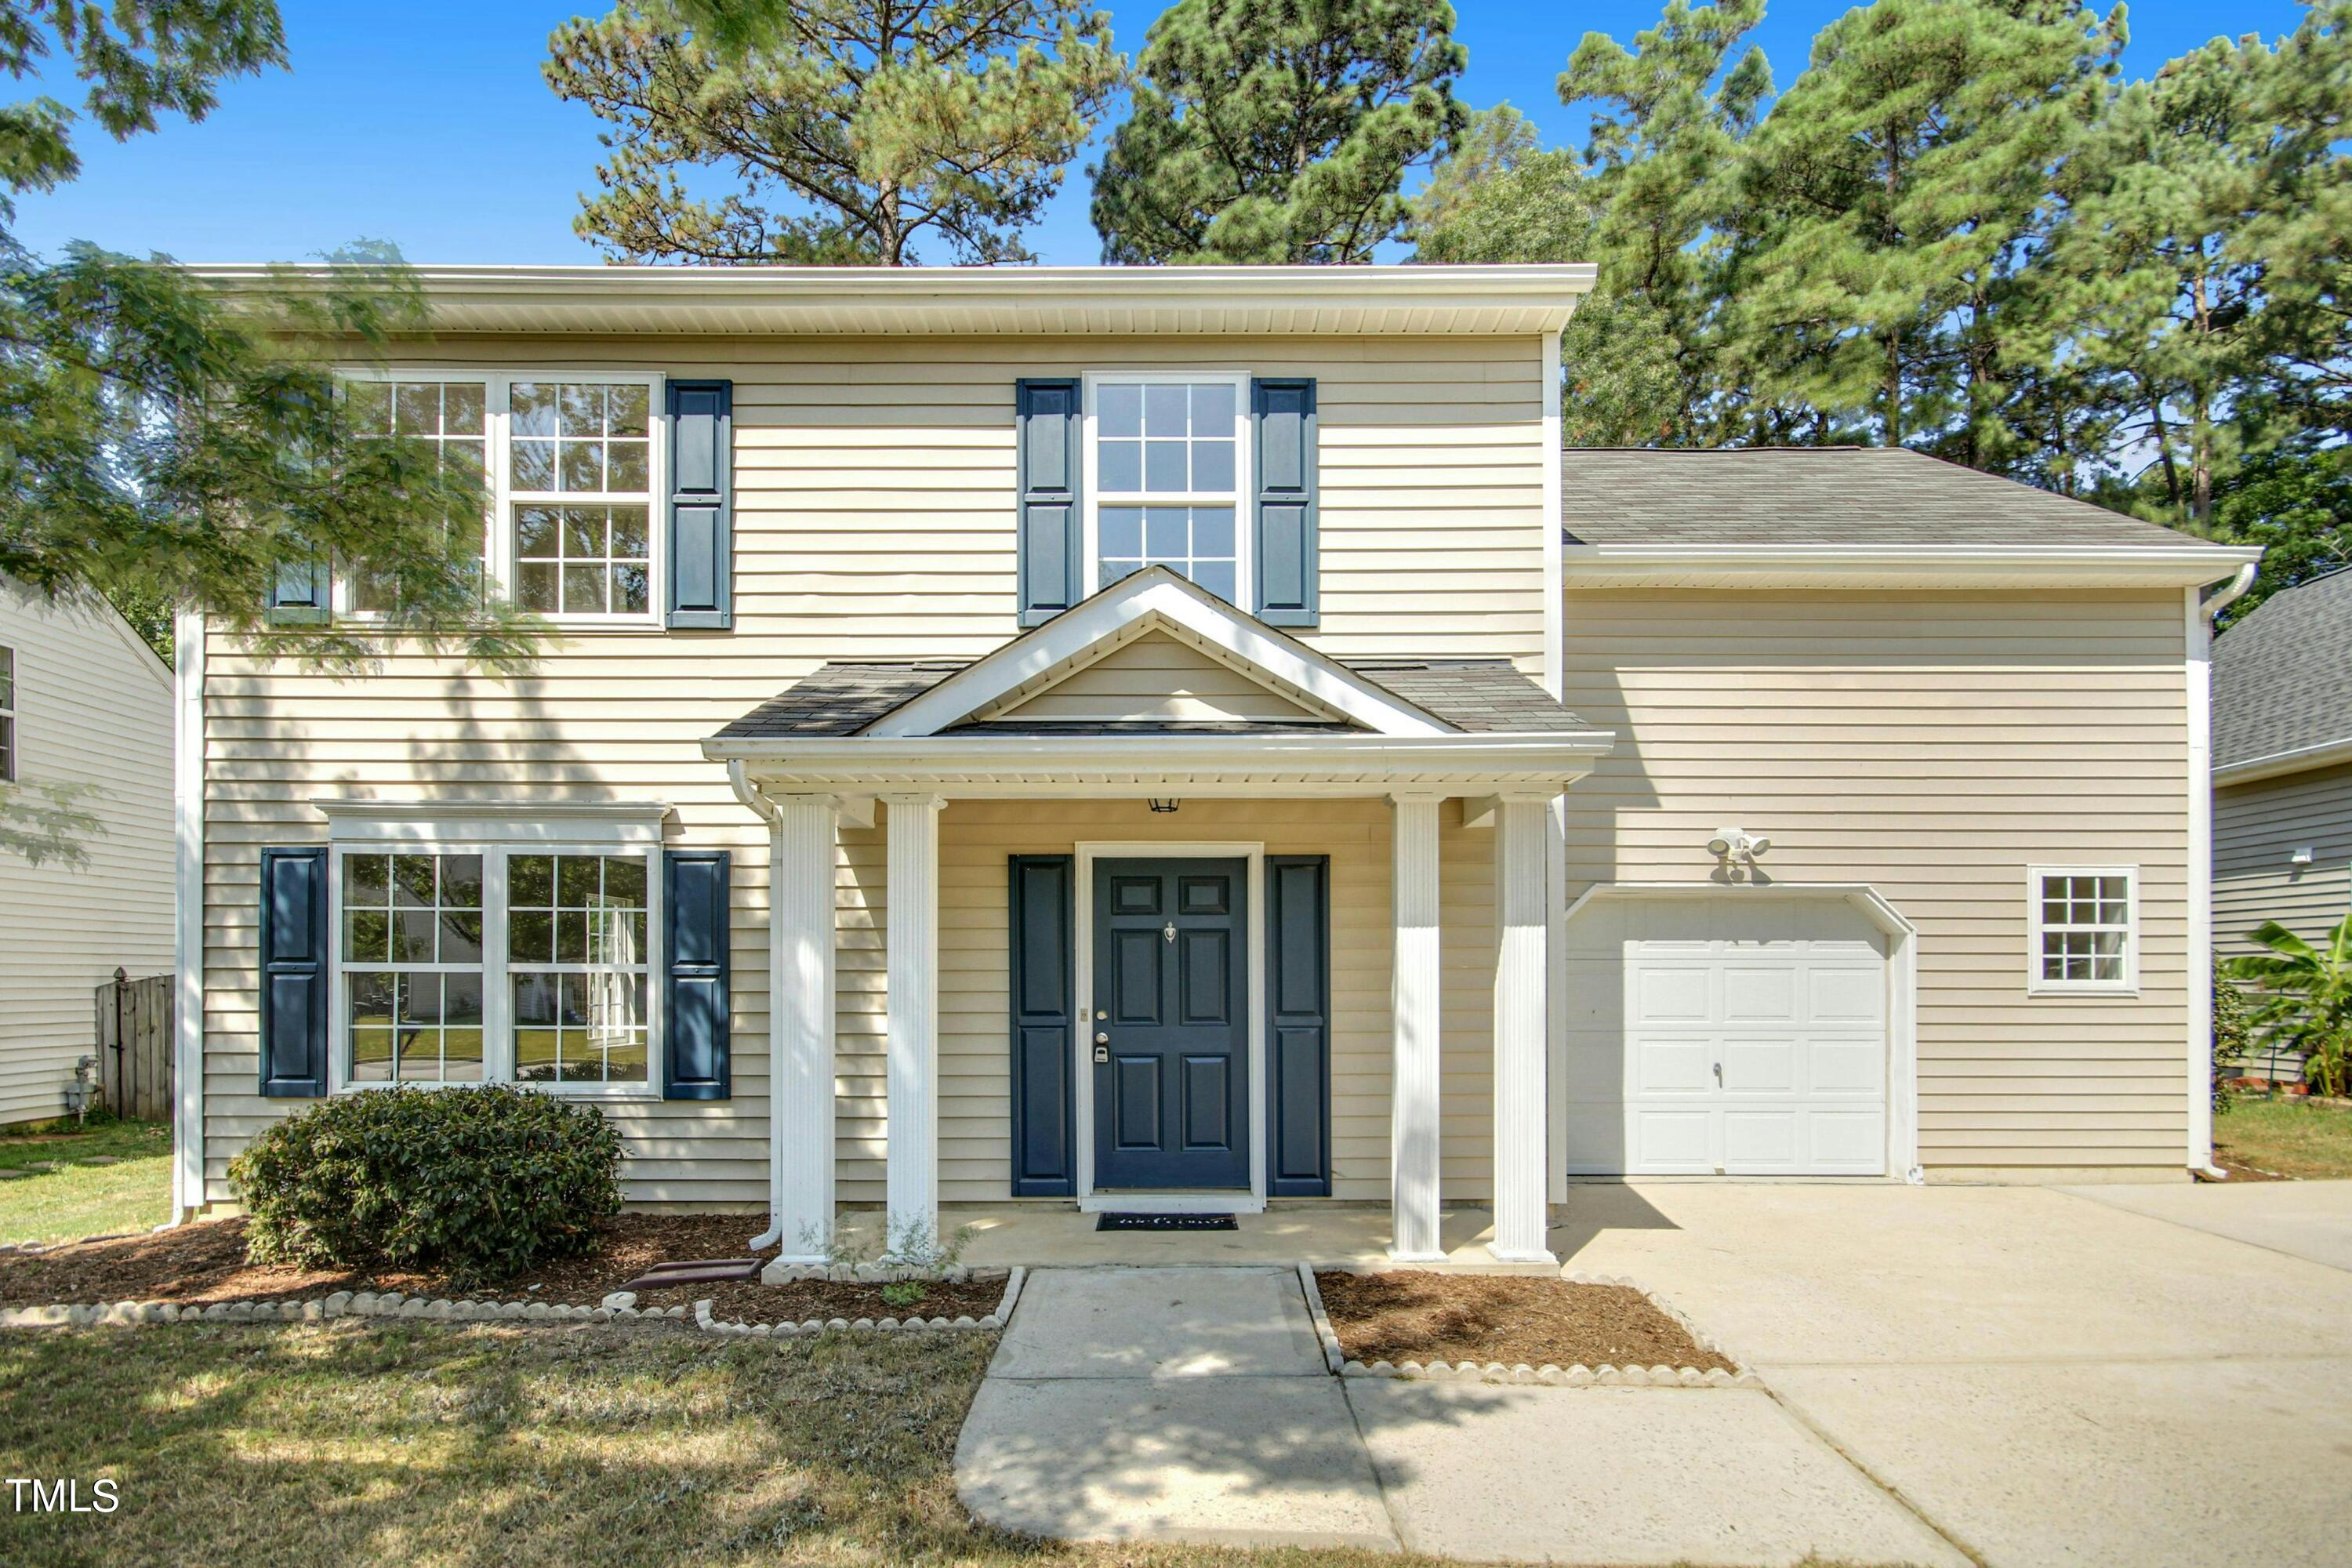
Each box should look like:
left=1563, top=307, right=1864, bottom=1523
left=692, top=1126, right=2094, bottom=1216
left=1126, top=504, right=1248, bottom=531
left=2213, top=734, right=2352, bottom=787
left=1563, top=543, right=2264, bottom=590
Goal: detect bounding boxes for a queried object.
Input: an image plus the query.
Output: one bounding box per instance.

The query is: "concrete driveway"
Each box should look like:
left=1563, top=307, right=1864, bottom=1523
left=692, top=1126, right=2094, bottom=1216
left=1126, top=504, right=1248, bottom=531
left=1559, top=1178, right=2352, bottom=1568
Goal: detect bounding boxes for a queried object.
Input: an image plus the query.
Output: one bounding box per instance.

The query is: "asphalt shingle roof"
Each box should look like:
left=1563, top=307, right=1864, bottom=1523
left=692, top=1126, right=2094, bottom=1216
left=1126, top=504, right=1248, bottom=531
left=2213, top=569, right=2352, bottom=771
left=1561, top=447, right=2202, bottom=548
left=712, top=656, right=1592, bottom=739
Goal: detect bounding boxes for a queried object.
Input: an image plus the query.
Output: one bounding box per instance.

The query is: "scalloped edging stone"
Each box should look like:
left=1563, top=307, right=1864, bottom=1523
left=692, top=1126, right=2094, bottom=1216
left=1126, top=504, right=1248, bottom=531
left=0, top=1290, right=699, bottom=1330
left=693, top=1265, right=1024, bottom=1338
left=1312, top=1265, right=1760, bottom=1389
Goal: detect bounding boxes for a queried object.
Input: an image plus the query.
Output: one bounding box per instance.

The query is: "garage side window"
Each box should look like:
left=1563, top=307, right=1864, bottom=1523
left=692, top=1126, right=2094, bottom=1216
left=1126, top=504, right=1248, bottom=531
left=2027, top=866, right=2137, bottom=994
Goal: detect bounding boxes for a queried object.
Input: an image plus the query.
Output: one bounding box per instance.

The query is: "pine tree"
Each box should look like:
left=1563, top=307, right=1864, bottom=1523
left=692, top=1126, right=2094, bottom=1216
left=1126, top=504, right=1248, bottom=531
left=546, top=0, right=1123, bottom=265
left=1090, top=0, right=1466, bottom=264
left=1724, top=0, right=2122, bottom=456
left=1555, top=0, right=1773, bottom=443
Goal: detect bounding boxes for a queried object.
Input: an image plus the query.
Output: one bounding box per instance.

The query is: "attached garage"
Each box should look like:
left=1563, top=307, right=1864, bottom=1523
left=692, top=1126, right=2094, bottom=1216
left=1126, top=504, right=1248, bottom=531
left=1560, top=889, right=1914, bottom=1178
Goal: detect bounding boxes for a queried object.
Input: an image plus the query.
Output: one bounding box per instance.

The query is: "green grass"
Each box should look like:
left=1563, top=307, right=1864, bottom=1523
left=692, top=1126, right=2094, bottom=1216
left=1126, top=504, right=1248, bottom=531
left=2214, top=1095, right=2352, bottom=1180
left=0, top=1323, right=1421, bottom=1568
left=0, top=1118, right=172, bottom=1246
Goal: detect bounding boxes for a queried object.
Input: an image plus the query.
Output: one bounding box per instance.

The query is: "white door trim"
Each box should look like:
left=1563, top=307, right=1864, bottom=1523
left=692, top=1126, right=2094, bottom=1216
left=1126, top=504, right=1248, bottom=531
left=1561, top=881, right=1922, bottom=1183
left=1073, top=840, right=1268, bottom=1212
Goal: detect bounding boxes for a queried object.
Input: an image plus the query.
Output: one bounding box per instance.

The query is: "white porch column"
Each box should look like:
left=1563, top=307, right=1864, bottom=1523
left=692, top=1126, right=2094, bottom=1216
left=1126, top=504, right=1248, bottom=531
left=1389, top=792, right=1446, bottom=1261
left=764, top=793, right=838, bottom=1264
left=1491, top=793, right=1557, bottom=1264
left=882, top=792, right=944, bottom=1257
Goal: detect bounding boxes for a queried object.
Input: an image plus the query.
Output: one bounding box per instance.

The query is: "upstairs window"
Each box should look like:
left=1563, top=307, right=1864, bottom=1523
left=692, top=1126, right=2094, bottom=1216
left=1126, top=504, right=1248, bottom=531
left=2027, top=866, right=2137, bottom=993
left=0, top=644, right=14, bottom=781
left=1087, top=374, right=1247, bottom=604
left=335, top=372, right=662, bottom=626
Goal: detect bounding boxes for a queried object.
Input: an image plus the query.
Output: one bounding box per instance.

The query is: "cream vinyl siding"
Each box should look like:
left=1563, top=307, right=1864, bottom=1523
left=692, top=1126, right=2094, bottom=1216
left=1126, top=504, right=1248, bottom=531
left=1562, top=587, right=2190, bottom=1174
left=2213, top=764, right=2352, bottom=959
left=981, top=630, right=1338, bottom=724
left=0, top=589, right=175, bottom=1127
left=195, top=334, right=1544, bottom=1206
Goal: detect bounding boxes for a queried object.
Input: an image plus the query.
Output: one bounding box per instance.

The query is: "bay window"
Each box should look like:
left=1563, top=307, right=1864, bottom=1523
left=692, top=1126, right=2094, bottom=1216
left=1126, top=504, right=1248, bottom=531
left=335, top=370, right=662, bottom=626
left=333, top=840, right=659, bottom=1094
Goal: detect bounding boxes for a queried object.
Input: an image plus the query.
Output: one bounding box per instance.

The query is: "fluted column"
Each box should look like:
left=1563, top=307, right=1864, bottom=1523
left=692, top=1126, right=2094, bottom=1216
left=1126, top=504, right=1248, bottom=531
left=882, top=792, right=944, bottom=1258
left=1491, top=793, right=1557, bottom=1264
left=766, top=794, right=838, bottom=1265
left=1389, top=792, right=1446, bottom=1261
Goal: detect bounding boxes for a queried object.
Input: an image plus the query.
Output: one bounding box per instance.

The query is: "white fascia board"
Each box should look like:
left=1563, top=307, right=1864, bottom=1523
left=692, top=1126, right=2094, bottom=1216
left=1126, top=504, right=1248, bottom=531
left=704, top=731, right=1617, bottom=794
left=311, top=797, right=673, bottom=844
left=2213, top=735, right=2352, bottom=787
left=867, top=568, right=1453, bottom=738
left=1562, top=543, right=2264, bottom=590
left=188, top=263, right=1598, bottom=337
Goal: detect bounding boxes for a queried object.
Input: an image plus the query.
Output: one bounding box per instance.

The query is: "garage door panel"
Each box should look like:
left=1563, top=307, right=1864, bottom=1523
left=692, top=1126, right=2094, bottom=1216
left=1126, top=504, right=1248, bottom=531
left=1633, top=1110, right=1711, bottom=1170
left=1722, top=967, right=1798, bottom=1024
left=1565, top=895, right=1892, bottom=1178
left=1809, top=966, right=1886, bottom=1025
left=1720, top=1037, right=1796, bottom=1093
left=1632, top=1036, right=1713, bottom=1094
left=1806, top=1111, right=1889, bottom=1170
left=1722, top=1112, right=1798, bottom=1169
left=1632, top=967, right=1711, bottom=1023
left=1809, top=1036, right=1887, bottom=1094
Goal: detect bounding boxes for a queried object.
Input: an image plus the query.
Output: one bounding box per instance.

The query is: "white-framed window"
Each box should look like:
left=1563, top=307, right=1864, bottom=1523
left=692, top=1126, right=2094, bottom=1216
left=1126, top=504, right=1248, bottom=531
left=334, top=370, right=663, bottom=627
left=2027, top=865, right=2139, bottom=994
left=0, top=644, right=14, bottom=782
left=333, top=840, right=659, bottom=1095
left=1083, top=372, right=1250, bottom=605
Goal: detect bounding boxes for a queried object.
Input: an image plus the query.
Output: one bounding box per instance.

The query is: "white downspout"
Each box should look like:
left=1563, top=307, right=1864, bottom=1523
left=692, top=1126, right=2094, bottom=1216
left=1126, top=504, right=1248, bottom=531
left=2188, top=561, right=2258, bottom=1179
left=171, top=611, right=206, bottom=1222
left=729, top=760, right=792, bottom=1248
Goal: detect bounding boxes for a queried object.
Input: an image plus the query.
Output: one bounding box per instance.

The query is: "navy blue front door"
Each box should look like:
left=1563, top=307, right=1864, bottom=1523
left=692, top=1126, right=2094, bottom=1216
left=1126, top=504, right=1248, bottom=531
left=1093, top=858, right=1249, bottom=1190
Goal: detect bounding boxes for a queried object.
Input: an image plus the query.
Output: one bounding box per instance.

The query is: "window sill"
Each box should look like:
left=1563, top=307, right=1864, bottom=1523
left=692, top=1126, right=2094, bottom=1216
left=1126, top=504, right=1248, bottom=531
left=332, top=1081, right=662, bottom=1100
left=2025, top=983, right=2141, bottom=999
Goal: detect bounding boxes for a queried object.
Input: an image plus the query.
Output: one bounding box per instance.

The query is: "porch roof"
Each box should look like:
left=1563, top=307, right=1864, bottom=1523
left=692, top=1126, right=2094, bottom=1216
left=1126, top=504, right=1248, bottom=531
left=710, top=655, right=1596, bottom=740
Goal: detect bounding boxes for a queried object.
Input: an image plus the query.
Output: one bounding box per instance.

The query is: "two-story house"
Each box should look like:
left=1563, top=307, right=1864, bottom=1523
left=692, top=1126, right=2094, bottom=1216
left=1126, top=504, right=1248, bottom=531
left=172, top=264, right=2259, bottom=1263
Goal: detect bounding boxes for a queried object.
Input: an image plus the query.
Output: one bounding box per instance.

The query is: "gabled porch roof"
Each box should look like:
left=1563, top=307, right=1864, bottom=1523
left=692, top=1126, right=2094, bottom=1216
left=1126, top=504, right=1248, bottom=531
left=703, top=567, right=1613, bottom=794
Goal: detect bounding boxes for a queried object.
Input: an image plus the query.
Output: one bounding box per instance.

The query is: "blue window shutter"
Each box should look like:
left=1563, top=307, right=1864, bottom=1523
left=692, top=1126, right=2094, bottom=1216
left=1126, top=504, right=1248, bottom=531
left=265, top=561, right=330, bottom=626
left=666, top=379, right=734, bottom=630
left=259, top=848, right=330, bottom=1097
left=1016, top=378, right=1082, bottom=627
left=1007, top=855, right=1076, bottom=1195
left=1252, top=378, right=1318, bottom=628
left=1265, top=855, right=1330, bottom=1196
left=662, top=850, right=731, bottom=1098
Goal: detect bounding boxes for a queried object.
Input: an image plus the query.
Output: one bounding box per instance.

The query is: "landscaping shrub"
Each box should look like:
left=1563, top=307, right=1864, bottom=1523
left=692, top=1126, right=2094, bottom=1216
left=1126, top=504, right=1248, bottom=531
left=227, top=1086, right=622, bottom=1285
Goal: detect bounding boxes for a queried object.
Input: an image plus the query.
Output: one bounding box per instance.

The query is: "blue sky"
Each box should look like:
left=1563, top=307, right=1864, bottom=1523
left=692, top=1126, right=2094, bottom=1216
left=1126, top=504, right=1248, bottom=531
left=6, top=0, right=2318, bottom=267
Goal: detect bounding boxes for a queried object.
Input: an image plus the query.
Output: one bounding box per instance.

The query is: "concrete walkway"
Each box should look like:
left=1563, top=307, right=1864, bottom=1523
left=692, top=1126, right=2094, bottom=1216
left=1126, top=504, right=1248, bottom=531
left=954, top=1265, right=1965, bottom=1564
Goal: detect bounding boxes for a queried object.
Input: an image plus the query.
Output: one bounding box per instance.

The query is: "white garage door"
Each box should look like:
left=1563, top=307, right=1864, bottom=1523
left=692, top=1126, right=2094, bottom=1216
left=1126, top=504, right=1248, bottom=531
left=1563, top=897, right=1889, bottom=1176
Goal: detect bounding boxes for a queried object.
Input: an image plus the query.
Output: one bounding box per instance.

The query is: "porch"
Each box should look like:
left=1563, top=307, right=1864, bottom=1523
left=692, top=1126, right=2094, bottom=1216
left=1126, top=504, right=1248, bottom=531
left=700, top=568, right=1613, bottom=1269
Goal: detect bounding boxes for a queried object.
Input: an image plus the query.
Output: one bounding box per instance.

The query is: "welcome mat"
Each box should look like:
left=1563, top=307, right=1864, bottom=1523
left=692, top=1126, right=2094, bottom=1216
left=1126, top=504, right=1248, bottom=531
left=1094, top=1212, right=1239, bottom=1232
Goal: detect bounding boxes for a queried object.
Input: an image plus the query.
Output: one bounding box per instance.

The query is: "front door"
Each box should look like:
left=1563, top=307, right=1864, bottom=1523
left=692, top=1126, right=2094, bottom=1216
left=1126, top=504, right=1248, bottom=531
left=1092, top=858, right=1250, bottom=1190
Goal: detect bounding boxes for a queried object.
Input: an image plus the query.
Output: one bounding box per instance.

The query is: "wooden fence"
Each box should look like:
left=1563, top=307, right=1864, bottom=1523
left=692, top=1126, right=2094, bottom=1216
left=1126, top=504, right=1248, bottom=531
left=94, top=971, right=173, bottom=1122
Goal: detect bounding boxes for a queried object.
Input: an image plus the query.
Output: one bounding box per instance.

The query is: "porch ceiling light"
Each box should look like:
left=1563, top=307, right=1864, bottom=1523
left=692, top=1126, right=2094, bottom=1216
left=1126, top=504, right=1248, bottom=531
left=1148, top=798, right=1181, bottom=814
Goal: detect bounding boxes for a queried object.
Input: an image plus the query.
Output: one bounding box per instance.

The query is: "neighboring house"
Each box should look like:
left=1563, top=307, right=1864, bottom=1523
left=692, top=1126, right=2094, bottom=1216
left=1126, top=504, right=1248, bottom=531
left=172, top=264, right=2257, bottom=1257
left=0, top=583, right=176, bottom=1127
left=2212, top=568, right=2352, bottom=1082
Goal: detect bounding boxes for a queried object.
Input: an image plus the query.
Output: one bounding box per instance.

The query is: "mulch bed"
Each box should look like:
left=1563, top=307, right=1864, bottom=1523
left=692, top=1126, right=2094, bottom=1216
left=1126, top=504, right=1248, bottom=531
left=1315, top=1270, right=1736, bottom=1373
left=0, top=1213, right=777, bottom=1309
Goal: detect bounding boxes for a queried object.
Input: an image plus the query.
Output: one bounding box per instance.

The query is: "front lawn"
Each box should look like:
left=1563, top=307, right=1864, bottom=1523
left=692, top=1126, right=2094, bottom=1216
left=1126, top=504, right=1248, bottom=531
left=0, top=1323, right=1417, bottom=1568
left=2214, top=1096, right=2352, bottom=1181
left=0, top=1118, right=172, bottom=1247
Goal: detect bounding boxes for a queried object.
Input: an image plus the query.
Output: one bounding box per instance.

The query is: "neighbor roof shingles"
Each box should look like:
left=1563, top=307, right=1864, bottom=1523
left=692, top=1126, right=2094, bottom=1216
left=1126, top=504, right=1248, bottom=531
left=2213, top=569, right=2352, bottom=771
left=713, top=656, right=1592, bottom=739
left=1562, top=447, right=2204, bottom=548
